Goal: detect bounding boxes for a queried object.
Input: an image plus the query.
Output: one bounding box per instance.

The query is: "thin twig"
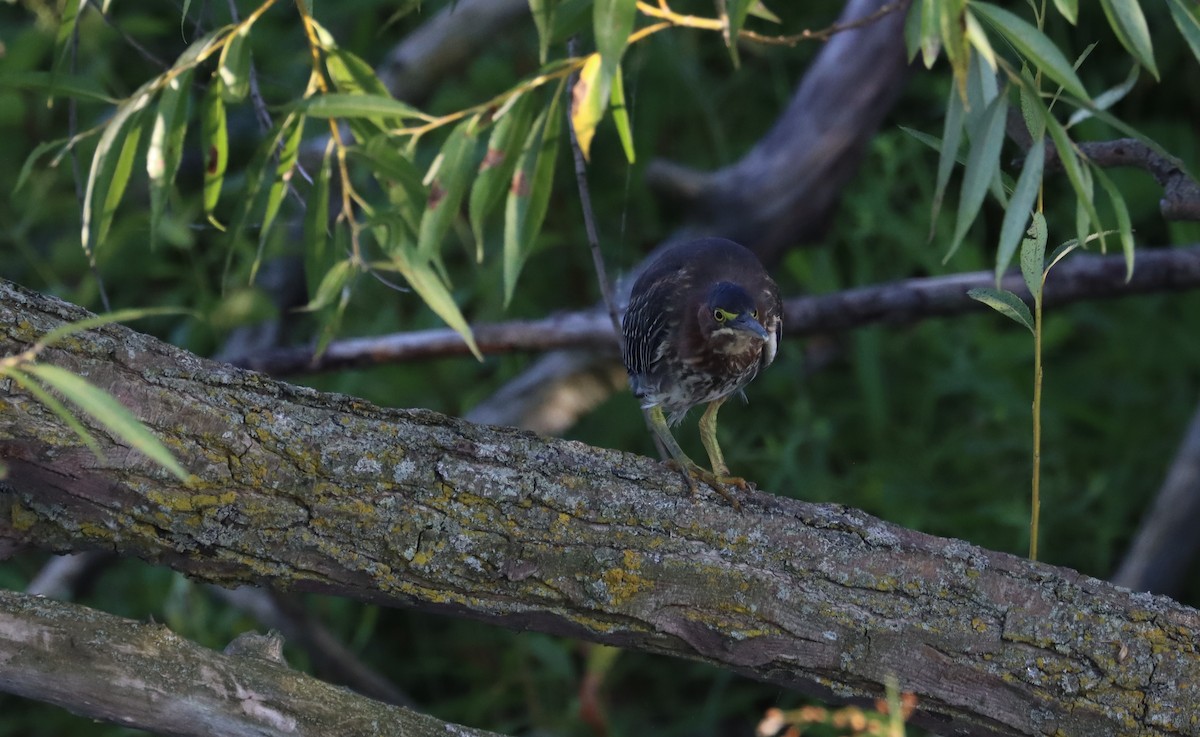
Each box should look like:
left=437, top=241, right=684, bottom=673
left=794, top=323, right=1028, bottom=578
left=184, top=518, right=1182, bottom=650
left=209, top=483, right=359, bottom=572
left=225, top=244, right=1200, bottom=375
left=565, top=38, right=624, bottom=351
left=636, top=0, right=912, bottom=46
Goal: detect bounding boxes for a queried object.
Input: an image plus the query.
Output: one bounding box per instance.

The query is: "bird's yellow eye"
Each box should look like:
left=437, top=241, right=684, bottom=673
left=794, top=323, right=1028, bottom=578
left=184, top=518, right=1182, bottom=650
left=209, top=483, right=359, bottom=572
left=751, top=309, right=759, bottom=319
left=713, top=309, right=726, bottom=322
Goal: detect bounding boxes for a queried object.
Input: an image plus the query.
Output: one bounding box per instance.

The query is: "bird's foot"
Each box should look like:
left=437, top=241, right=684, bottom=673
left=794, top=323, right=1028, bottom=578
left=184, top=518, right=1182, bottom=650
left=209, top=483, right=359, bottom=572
left=665, top=460, right=749, bottom=510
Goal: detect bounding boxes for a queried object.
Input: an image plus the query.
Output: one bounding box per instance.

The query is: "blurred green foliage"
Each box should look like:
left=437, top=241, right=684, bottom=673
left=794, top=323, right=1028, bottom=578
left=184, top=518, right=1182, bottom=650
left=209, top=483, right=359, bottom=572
left=2, top=1, right=1200, bottom=736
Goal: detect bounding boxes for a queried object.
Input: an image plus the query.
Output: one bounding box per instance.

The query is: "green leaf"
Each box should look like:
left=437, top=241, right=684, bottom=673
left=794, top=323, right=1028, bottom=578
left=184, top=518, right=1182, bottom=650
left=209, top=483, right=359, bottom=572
left=919, top=0, right=941, bottom=68
left=83, top=92, right=150, bottom=259
left=325, top=48, right=392, bottom=97
left=1099, top=0, right=1158, bottom=80
left=1019, top=211, right=1048, bottom=304
left=14, top=137, right=72, bottom=194
left=930, top=72, right=965, bottom=238
left=379, top=248, right=482, bottom=360
left=529, top=0, right=560, bottom=64
left=300, top=259, right=356, bottom=313
left=1092, top=165, right=1135, bottom=281
left=36, top=307, right=188, bottom=351
left=148, top=68, right=194, bottom=248
left=417, top=120, right=481, bottom=260
left=24, top=363, right=189, bottom=481
left=1166, top=0, right=1200, bottom=68
left=304, top=143, right=336, bottom=302
left=298, top=92, right=430, bottom=123
left=353, top=135, right=427, bottom=234
left=1018, top=66, right=1045, bottom=141
left=724, top=0, right=756, bottom=67
left=971, top=2, right=1091, bottom=102
left=256, top=113, right=306, bottom=280
left=201, top=79, right=229, bottom=219
left=505, top=83, right=564, bottom=306
left=1040, top=106, right=1105, bottom=252
left=609, top=64, right=635, bottom=164
left=1067, top=65, right=1137, bottom=128
left=217, top=24, right=252, bottom=102
left=0, top=71, right=118, bottom=104
left=4, top=366, right=104, bottom=460
left=967, top=287, right=1034, bottom=334
left=903, top=0, right=924, bottom=62
left=748, top=2, right=780, bottom=23
left=1044, top=239, right=1083, bottom=274
left=594, top=0, right=637, bottom=77
left=1051, top=0, right=1078, bottom=24
left=945, top=89, right=1008, bottom=262
left=995, top=141, right=1044, bottom=284
left=468, top=93, right=537, bottom=259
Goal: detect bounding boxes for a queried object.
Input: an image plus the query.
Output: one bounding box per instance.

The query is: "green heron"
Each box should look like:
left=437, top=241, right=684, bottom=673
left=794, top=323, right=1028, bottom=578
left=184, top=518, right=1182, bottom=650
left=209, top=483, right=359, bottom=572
left=622, top=237, right=782, bottom=504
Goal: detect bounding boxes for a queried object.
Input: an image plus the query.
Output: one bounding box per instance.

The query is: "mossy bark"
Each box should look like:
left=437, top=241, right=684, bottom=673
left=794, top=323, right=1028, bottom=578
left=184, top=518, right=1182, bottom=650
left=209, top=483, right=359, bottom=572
left=2, top=279, right=1198, bottom=737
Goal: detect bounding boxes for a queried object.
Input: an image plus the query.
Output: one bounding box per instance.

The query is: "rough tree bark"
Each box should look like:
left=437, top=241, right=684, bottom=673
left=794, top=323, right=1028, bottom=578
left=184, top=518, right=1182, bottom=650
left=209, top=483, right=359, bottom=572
left=0, top=590, right=496, bottom=737
left=2, top=280, right=1199, bottom=737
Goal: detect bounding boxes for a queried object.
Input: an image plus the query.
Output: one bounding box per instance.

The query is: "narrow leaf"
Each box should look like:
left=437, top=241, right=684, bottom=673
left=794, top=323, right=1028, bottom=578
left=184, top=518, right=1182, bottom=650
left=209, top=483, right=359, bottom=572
left=353, top=135, right=427, bottom=234
left=468, top=93, right=537, bottom=258
left=217, top=24, right=252, bottom=102
left=529, top=0, right=560, bottom=64
left=298, top=92, right=430, bottom=123
left=300, top=259, right=355, bottom=313
left=202, top=78, right=229, bottom=219
left=258, top=114, right=306, bottom=262
left=1019, top=211, right=1048, bottom=304
left=594, top=0, right=637, bottom=78
left=610, top=64, right=635, bottom=164
left=505, top=83, right=564, bottom=306
left=1092, top=166, right=1135, bottom=281
left=724, top=0, right=756, bottom=67
left=919, top=0, right=941, bottom=68
left=382, top=248, right=482, bottom=360
left=1166, top=0, right=1200, bottom=68
left=15, top=137, right=72, bottom=194
left=946, top=90, right=1008, bottom=262
left=930, top=83, right=965, bottom=238
left=304, top=142, right=336, bottom=303
left=1099, top=0, right=1158, bottom=80
left=24, top=363, right=189, bottom=481
left=0, top=71, right=118, bottom=104
left=1051, top=0, right=1078, bottom=24
left=570, top=53, right=606, bottom=161
left=148, top=68, right=194, bottom=247
left=5, top=367, right=104, bottom=460
left=1067, top=65, right=1138, bottom=128
left=1044, top=239, right=1083, bottom=274
left=81, top=86, right=154, bottom=258
left=967, top=287, right=1035, bottom=333
left=417, top=120, right=481, bottom=260
left=1041, top=107, right=1105, bottom=252
left=995, top=141, right=1045, bottom=283
left=971, top=2, right=1091, bottom=102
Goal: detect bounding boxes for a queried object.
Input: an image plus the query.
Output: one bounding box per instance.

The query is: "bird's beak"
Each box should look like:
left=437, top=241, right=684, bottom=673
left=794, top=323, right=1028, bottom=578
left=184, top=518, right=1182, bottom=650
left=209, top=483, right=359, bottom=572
left=728, top=311, right=769, bottom=340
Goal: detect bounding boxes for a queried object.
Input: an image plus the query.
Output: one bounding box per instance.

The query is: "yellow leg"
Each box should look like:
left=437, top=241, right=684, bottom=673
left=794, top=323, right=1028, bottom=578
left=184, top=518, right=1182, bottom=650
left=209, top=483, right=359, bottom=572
left=698, top=398, right=730, bottom=477
left=644, top=404, right=746, bottom=508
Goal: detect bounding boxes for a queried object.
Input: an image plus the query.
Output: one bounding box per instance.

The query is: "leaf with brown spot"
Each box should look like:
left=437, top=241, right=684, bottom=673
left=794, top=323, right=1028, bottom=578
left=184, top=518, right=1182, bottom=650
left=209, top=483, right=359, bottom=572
left=416, top=119, right=481, bottom=261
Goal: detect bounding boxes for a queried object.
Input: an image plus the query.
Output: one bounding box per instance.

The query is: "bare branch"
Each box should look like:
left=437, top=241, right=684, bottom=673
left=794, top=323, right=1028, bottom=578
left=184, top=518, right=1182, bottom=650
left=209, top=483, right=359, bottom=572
left=226, top=245, right=1200, bottom=375
left=0, top=590, right=501, bottom=737
left=2, top=278, right=1199, bottom=737
left=1042, top=138, right=1200, bottom=221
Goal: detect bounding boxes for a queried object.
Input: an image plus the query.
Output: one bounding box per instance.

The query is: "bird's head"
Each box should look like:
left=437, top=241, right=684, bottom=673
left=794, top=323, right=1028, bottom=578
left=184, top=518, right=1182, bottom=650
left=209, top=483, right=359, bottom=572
left=698, top=281, right=769, bottom=346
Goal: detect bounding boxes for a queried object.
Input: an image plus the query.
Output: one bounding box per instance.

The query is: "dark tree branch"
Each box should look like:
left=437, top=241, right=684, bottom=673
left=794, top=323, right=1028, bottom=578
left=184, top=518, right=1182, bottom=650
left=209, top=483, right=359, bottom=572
left=0, top=590, right=499, bottom=737
left=2, top=279, right=1199, bottom=737
left=226, top=245, right=1200, bottom=375
left=1113, top=401, right=1200, bottom=595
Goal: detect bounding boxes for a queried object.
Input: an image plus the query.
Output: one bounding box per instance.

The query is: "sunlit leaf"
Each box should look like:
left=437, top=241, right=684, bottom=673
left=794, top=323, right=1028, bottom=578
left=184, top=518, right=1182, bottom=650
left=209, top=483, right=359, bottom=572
left=971, top=2, right=1091, bottom=102
left=298, top=92, right=430, bottom=123
left=304, top=142, right=336, bottom=302
left=24, top=363, right=189, bottom=481
left=202, top=78, right=229, bottom=220
left=610, top=65, right=635, bottom=164
left=995, top=142, right=1044, bottom=284
left=1051, top=0, right=1078, bottom=24
left=529, top=0, right=560, bottom=64
left=148, top=68, right=194, bottom=247
left=967, top=287, right=1034, bottom=333
left=1092, top=166, right=1135, bottom=281
left=965, top=10, right=997, bottom=73
left=594, top=0, right=637, bottom=76
left=570, top=52, right=605, bottom=161
left=217, top=24, right=252, bottom=102
left=378, top=248, right=482, bottom=359
left=300, top=259, right=356, bottom=312
left=468, top=93, right=537, bottom=259
left=919, top=0, right=941, bottom=68
left=505, top=83, right=564, bottom=306
left=940, top=0, right=970, bottom=99
left=1099, top=0, right=1158, bottom=80
left=748, top=1, right=780, bottom=23
left=85, top=102, right=148, bottom=256
left=1019, top=211, right=1048, bottom=303
left=1166, top=0, right=1200, bottom=66
left=257, top=113, right=306, bottom=278
left=417, top=120, right=481, bottom=260
left=946, top=90, right=1008, bottom=262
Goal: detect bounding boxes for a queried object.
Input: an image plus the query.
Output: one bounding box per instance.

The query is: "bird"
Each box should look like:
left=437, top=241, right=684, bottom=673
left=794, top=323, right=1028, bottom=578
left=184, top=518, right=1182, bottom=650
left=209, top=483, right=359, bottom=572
left=621, top=237, right=782, bottom=505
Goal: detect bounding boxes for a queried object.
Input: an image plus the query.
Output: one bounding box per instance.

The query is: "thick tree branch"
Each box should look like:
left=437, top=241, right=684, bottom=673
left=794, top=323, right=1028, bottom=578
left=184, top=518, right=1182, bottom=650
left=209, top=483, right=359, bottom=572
left=226, top=245, right=1200, bottom=376
left=2, top=280, right=1199, bottom=737
left=0, top=590, right=499, bottom=737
